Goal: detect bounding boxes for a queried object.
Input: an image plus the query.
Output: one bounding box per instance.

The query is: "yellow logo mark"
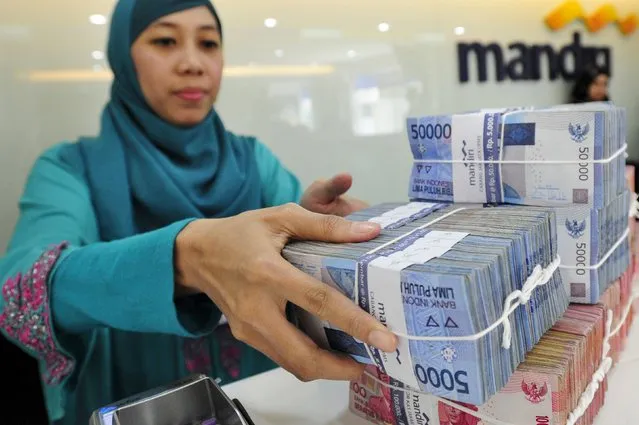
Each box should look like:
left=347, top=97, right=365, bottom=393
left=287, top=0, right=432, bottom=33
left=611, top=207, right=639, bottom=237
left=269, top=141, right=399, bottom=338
left=545, top=0, right=637, bottom=35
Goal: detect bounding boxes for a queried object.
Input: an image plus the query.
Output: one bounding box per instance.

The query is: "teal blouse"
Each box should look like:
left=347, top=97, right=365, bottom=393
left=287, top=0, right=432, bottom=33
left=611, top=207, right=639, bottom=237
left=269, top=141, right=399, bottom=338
left=0, top=139, right=302, bottom=425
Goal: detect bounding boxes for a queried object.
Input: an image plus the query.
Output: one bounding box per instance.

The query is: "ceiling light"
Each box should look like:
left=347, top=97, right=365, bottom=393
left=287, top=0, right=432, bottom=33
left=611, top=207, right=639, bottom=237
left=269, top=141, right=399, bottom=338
left=454, top=26, right=465, bottom=35
left=378, top=22, right=390, bottom=32
left=92, top=50, right=105, bottom=60
left=89, top=14, right=107, bottom=25
left=264, top=18, right=277, bottom=28
left=347, top=50, right=357, bottom=58
left=274, top=49, right=284, bottom=58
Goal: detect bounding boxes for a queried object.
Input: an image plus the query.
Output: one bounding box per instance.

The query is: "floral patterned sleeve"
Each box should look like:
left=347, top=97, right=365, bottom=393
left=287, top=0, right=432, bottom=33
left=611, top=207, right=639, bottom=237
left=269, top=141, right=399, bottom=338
left=0, top=144, right=220, bottom=397
left=0, top=144, right=96, bottom=389
left=0, top=243, right=74, bottom=385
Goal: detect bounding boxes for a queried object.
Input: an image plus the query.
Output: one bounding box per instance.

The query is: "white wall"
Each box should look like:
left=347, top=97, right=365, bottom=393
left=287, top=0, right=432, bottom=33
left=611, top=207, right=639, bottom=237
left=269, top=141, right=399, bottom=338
left=1, top=0, right=638, bottom=252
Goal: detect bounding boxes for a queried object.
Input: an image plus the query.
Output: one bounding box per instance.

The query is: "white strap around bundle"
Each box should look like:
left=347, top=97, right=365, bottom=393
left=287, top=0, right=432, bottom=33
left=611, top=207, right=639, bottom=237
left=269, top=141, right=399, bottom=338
left=413, top=143, right=627, bottom=165
left=354, top=207, right=562, bottom=350
left=389, top=256, right=560, bottom=350
left=630, top=193, right=639, bottom=219
left=362, top=288, right=639, bottom=425
left=560, top=227, right=629, bottom=271
left=368, top=202, right=443, bottom=229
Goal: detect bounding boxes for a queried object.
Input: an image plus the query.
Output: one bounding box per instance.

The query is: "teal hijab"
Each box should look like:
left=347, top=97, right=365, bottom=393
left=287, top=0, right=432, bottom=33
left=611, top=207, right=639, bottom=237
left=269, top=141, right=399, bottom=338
left=73, top=0, right=262, bottom=240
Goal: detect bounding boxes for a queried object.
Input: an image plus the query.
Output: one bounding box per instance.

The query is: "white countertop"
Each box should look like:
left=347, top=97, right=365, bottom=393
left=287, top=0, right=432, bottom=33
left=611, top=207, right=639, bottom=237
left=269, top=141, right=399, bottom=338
left=223, top=318, right=639, bottom=425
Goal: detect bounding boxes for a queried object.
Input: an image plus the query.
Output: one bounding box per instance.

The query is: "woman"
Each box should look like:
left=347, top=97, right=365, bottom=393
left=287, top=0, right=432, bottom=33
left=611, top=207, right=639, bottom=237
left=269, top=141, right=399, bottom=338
left=0, top=0, right=397, bottom=423
left=569, top=65, right=610, bottom=103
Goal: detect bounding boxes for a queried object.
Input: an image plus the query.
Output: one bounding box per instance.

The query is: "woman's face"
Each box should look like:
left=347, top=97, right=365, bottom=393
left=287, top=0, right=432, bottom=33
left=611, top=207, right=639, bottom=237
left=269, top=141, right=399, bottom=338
left=588, top=73, right=609, bottom=102
left=131, top=6, right=223, bottom=127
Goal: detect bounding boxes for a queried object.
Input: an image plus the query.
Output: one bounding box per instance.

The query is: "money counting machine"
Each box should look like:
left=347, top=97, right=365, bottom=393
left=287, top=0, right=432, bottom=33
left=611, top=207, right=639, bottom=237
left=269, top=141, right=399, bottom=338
left=89, top=374, right=255, bottom=425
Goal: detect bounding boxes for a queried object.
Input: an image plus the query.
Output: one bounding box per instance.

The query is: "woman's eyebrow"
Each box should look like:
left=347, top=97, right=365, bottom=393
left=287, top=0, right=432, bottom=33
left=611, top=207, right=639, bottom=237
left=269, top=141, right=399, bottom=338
left=152, top=20, right=218, bottom=31
left=151, top=21, right=178, bottom=29
left=198, top=24, right=218, bottom=31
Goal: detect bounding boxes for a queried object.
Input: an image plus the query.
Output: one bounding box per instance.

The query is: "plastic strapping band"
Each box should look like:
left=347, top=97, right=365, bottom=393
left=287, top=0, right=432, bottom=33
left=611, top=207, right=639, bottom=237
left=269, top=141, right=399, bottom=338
left=413, top=144, right=627, bottom=165
left=630, top=193, right=639, bottom=219
left=559, top=228, right=629, bottom=271
left=361, top=285, right=639, bottom=425
left=565, top=287, right=639, bottom=425
left=357, top=208, right=467, bottom=259
left=353, top=207, right=561, bottom=350
left=390, top=256, right=560, bottom=350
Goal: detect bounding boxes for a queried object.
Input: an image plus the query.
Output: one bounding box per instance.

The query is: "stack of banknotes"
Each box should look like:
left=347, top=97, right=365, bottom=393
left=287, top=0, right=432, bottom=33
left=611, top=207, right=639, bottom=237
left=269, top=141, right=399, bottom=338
left=626, top=165, right=638, bottom=267
left=349, top=262, right=636, bottom=425
left=599, top=266, right=634, bottom=365
left=283, top=203, right=569, bottom=405
left=406, top=103, right=626, bottom=209
left=626, top=164, right=639, bottom=315
left=406, top=103, right=630, bottom=304
left=498, top=189, right=630, bottom=304
left=282, top=102, right=635, bottom=424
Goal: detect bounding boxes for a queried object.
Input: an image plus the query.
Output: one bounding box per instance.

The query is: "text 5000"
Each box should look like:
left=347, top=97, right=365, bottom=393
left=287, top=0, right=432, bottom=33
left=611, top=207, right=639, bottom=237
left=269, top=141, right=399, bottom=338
left=578, top=147, right=589, bottom=181
left=410, top=124, right=452, bottom=141
left=575, top=242, right=587, bottom=276
left=415, top=364, right=469, bottom=394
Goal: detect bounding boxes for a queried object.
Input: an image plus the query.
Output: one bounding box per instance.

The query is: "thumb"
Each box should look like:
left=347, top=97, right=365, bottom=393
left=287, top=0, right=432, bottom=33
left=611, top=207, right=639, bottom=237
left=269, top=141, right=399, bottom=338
left=278, top=204, right=380, bottom=243
left=310, top=173, right=353, bottom=204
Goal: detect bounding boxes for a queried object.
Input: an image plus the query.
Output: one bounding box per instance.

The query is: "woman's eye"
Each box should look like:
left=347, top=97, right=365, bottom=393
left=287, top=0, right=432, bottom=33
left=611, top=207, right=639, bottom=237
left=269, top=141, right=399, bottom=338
left=152, top=37, right=176, bottom=47
left=201, top=40, right=219, bottom=49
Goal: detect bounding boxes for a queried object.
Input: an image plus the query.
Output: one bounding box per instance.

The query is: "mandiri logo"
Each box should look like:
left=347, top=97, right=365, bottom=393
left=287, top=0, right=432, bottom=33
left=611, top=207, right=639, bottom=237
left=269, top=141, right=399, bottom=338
left=545, top=0, right=637, bottom=35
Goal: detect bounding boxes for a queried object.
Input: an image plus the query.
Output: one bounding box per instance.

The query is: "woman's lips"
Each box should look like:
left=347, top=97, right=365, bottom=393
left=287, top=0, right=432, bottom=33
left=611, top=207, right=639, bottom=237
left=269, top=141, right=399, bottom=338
left=175, top=88, right=206, bottom=101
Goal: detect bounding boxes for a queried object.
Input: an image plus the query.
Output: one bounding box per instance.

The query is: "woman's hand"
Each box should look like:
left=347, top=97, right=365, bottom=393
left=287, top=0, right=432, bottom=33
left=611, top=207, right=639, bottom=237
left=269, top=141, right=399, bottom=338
left=175, top=203, right=397, bottom=382
left=301, top=173, right=369, bottom=217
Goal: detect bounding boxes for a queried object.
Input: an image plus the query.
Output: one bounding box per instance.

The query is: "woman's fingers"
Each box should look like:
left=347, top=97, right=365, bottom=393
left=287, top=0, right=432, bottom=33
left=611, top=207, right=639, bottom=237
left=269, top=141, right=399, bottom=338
left=188, top=203, right=397, bottom=384
left=307, top=174, right=354, bottom=205
left=250, top=312, right=366, bottom=382
left=269, top=260, right=397, bottom=354
left=274, top=203, right=380, bottom=243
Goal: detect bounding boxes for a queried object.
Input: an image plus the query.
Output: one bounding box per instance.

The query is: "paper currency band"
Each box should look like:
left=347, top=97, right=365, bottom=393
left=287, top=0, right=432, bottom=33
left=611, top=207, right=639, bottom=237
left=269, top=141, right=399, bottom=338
left=354, top=206, right=562, bottom=350
left=367, top=202, right=446, bottom=230
left=360, top=288, right=639, bottom=425
left=560, top=226, right=629, bottom=271
left=630, top=193, right=639, bottom=218
left=413, top=143, right=627, bottom=165
left=387, top=256, right=560, bottom=349
left=370, top=202, right=633, bottom=271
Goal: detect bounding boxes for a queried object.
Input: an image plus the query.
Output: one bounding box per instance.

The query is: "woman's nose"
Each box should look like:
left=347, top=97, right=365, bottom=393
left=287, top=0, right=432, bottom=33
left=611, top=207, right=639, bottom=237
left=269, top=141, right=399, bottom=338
left=176, top=46, right=204, bottom=75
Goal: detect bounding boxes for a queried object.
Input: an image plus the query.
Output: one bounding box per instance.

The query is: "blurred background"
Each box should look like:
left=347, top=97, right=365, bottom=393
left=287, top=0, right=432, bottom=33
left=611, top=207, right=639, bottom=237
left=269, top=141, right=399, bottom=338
left=0, top=0, right=638, bottom=253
